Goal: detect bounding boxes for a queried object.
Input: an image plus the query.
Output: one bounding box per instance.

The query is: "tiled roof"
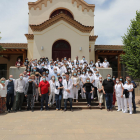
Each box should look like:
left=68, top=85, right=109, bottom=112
left=28, top=0, right=95, bottom=12
left=0, top=43, right=27, bottom=49
left=95, top=45, right=123, bottom=51
left=30, top=12, right=94, bottom=33
left=89, top=35, right=98, bottom=41
left=25, top=34, right=34, bottom=40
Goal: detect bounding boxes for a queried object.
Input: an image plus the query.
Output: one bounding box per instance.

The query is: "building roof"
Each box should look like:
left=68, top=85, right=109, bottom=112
left=95, top=45, right=123, bottom=51
left=89, top=35, right=98, bottom=41
left=0, top=43, right=28, bottom=49
left=28, top=0, right=95, bottom=12
left=30, top=12, right=94, bottom=33
left=25, top=34, right=34, bottom=40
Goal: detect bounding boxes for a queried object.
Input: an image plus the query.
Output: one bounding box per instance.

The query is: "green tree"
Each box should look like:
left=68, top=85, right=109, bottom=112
left=121, top=10, right=140, bottom=79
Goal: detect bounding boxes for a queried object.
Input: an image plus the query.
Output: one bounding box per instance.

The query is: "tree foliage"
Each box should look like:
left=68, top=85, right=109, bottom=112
left=121, top=10, right=140, bottom=79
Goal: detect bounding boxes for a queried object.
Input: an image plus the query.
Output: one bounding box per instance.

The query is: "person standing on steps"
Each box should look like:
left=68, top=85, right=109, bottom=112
left=15, top=73, right=26, bottom=111
left=102, top=74, right=114, bottom=111
left=25, top=76, right=36, bottom=112
left=83, top=78, right=94, bottom=107
left=38, top=76, right=50, bottom=111
left=63, top=73, right=73, bottom=112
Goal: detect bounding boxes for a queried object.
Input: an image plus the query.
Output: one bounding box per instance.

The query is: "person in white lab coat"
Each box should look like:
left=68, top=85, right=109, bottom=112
left=115, top=78, right=124, bottom=112
left=80, top=56, right=87, bottom=64
left=123, top=78, right=133, bottom=114
left=55, top=76, right=63, bottom=111
left=48, top=76, right=57, bottom=106
left=94, top=71, right=101, bottom=99
left=71, top=72, right=80, bottom=102
left=63, top=73, right=73, bottom=111
left=80, top=70, right=88, bottom=99
left=88, top=70, right=95, bottom=99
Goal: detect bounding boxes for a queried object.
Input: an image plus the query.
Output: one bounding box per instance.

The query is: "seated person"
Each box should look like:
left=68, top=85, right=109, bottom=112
left=15, top=58, right=23, bottom=68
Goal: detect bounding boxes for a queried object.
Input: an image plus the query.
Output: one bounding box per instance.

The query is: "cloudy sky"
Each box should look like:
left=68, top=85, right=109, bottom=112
left=0, top=0, right=140, bottom=45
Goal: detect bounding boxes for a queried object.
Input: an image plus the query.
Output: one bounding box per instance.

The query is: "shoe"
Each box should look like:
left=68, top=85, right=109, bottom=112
left=40, top=108, right=43, bottom=111
left=64, top=108, right=66, bottom=112
left=130, top=112, right=132, bottom=115
left=117, top=109, right=121, bottom=112
left=27, top=108, right=29, bottom=111
left=122, top=109, right=124, bottom=112
left=19, top=109, right=22, bottom=111
left=60, top=109, right=62, bottom=111
left=8, top=109, right=10, bottom=113
left=107, top=109, right=110, bottom=112
left=70, top=109, right=73, bottom=112
left=123, top=111, right=128, bottom=113
left=110, top=109, right=113, bottom=112
left=133, top=110, right=136, bottom=114
left=56, top=109, right=58, bottom=111
left=32, top=109, right=34, bottom=112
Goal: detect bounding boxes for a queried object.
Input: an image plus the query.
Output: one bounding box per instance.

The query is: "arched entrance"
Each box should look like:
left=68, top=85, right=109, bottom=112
left=52, top=40, right=71, bottom=61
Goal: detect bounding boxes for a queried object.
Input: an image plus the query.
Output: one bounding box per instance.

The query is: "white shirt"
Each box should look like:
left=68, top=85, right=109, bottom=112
left=94, top=75, right=100, bottom=87
left=102, top=62, right=109, bottom=68
left=81, top=74, right=88, bottom=84
left=0, top=84, right=7, bottom=97
left=88, top=75, right=95, bottom=85
left=115, top=83, right=123, bottom=97
left=123, top=84, right=133, bottom=98
left=95, top=62, right=102, bottom=67
left=23, top=76, right=29, bottom=84
left=15, top=79, right=26, bottom=93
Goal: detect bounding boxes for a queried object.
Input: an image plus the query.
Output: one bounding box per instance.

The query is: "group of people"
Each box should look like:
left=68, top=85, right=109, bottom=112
left=0, top=56, right=137, bottom=115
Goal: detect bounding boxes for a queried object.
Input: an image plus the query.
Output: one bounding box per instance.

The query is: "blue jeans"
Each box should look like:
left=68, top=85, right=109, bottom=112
left=86, top=92, right=92, bottom=105
left=105, top=93, right=113, bottom=109
left=6, top=93, right=14, bottom=110
left=64, top=98, right=72, bottom=110
left=55, top=94, right=62, bottom=110
left=41, top=93, right=49, bottom=110
left=132, top=93, right=136, bottom=110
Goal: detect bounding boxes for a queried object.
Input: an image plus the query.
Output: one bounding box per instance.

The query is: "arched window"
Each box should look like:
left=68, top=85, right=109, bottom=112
left=50, top=9, right=74, bottom=19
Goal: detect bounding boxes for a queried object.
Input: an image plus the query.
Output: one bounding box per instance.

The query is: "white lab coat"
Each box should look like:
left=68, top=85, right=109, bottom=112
left=62, top=79, right=73, bottom=99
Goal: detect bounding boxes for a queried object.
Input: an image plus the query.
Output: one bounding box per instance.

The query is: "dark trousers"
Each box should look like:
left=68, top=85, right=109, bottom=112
left=55, top=94, right=62, bottom=110
left=16, top=92, right=24, bottom=110
left=27, top=94, right=34, bottom=109
left=94, top=87, right=97, bottom=98
left=86, top=92, right=92, bottom=105
left=105, top=93, right=113, bottom=110
left=132, top=93, right=136, bottom=111
left=6, top=93, right=14, bottom=110
left=64, top=98, right=72, bottom=110
left=41, top=93, right=49, bottom=110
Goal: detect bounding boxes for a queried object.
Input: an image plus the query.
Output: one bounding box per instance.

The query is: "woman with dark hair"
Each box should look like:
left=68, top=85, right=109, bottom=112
left=15, top=58, right=23, bottom=68
left=55, top=76, right=63, bottom=110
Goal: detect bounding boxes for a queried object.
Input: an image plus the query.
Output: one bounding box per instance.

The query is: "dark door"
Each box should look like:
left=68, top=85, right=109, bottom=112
left=52, top=40, right=71, bottom=61
left=0, top=64, right=7, bottom=79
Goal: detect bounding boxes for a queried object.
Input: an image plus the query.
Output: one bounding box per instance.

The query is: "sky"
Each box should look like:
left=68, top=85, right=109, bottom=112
left=0, top=0, right=140, bottom=45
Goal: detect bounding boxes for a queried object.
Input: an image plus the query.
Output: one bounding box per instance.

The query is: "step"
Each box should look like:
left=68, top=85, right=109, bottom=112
left=22, top=105, right=105, bottom=110
left=22, top=102, right=100, bottom=106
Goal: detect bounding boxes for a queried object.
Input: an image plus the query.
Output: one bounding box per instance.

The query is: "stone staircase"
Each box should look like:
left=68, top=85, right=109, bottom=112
left=22, top=98, right=106, bottom=110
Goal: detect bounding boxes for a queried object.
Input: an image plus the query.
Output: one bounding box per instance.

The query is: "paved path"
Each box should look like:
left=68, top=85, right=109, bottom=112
left=0, top=97, right=140, bottom=140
